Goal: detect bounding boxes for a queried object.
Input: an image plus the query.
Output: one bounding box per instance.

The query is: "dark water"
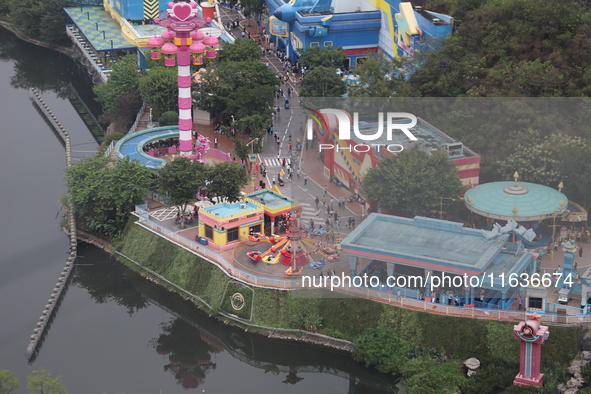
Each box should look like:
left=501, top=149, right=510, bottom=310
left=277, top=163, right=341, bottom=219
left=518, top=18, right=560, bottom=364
left=0, top=28, right=398, bottom=393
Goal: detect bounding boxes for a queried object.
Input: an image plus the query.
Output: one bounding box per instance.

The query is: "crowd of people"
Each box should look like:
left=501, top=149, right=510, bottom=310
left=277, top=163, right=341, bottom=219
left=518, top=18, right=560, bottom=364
left=142, top=137, right=180, bottom=155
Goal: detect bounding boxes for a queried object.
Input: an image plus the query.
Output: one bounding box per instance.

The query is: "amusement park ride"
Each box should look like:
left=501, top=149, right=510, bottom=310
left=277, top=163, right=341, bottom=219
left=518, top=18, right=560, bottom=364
left=247, top=211, right=340, bottom=276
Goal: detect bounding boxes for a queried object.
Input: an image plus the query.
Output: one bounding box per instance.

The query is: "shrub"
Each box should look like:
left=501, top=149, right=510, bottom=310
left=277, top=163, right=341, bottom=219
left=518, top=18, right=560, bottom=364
left=402, top=359, right=466, bottom=394
left=353, top=328, right=411, bottom=375
left=159, top=111, right=178, bottom=126
left=582, top=362, right=591, bottom=385
left=101, top=132, right=125, bottom=147
left=459, top=362, right=517, bottom=394
left=291, top=310, right=323, bottom=332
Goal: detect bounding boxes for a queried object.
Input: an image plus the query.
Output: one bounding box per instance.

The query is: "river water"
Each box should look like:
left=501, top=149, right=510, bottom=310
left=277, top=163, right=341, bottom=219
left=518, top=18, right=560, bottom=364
left=0, top=28, right=398, bottom=393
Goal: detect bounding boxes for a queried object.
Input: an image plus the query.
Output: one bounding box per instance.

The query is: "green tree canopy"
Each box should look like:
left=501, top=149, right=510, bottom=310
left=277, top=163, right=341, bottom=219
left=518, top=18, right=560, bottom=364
left=402, top=359, right=467, bottom=394
left=66, top=156, right=152, bottom=236
left=26, top=369, right=68, bottom=394
left=158, top=111, right=178, bottom=126
left=158, top=157, right=208, bottom=222
left=353, top=328, right=412, bottom=375
left=297, top=46, right=346, bottom=70
left=408, top=0, right=591, bottom=96
left=499, top=134, right=591, bottom=212
left=216, top=38, right=262, bottom=63
left=0, top=367, right=18, bottom=394
left=139, top=66, right=177, bottom=119
left=362, top=148, right=464, bottom=216
left=9, top=0, right=75, bottom=43
left=225, top=114, right=267, bottom=172
left=348, top=54, right=406, bottom=97
left=193, top=60, right=277, bottom=119
left=300, top=66, right=346, bottom=97
left=94, top=55, right=142, bottom=131
left=206, top=161, right=248, bottom=203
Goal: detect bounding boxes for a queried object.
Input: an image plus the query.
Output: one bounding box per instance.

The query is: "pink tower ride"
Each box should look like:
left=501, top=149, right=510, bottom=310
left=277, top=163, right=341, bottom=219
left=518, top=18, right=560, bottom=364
left=149, top=1, right=219, bottom=157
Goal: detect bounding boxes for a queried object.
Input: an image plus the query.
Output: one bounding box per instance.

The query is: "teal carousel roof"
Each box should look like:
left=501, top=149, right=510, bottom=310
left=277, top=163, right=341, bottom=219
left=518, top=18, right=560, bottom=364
left=464, top=181, right=568, bottom=221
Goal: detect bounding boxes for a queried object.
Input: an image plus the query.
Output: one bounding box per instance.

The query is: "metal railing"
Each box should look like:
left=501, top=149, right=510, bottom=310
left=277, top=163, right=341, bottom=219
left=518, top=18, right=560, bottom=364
left=127, top=101, right=147, bottom=135
left=65, top=25, right=109, bottom=82
left=132, top=204, right=591, bottom=324
left=207, top=148, right=232, bottom=161
left=103, top=139, right=117, bottom=157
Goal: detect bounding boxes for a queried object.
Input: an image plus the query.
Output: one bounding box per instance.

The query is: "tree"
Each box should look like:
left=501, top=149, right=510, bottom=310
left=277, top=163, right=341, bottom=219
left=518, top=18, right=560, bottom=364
left=206, top=161, right=248, bottom=203
left=193, top=60, right=277, bottom=119
left=66, top=156, right=152, bottom=236
left=226, top=114, right=267, bottom=172
left=300, top=66, right=346, bottom=97
left=408, top=0, right=591, bottom=97
left=139, top=66, right=177, bottom=119
left=348, top=54, right=406, bottom=97
left=9, top=0, right=73, bottom=43
left=362, top=148, right=464, bottom=216
left=26, top=369, right=68, bottom=394
left=0, top=367, right=18, bottom=393
left=499, top=134, right=591, bottom=212
left=234, top=0, right=266, bottom=26
left=158, top=158, right=207, bottom=226
left=216, top=38, right=262, bottom=63
left=402, top=359, right=466, bottom=394
left=158, top=111, right=178, bottom=126
left=353, top=328, right=412, bottom=375
left=297, top=46, right=346, bottom=70
left=94, top=55, right=142, bottom=130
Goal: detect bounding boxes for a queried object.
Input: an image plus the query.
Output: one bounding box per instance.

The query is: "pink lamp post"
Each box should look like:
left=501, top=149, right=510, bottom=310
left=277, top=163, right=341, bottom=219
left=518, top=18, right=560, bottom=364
left=513, top=313, right=549, bottom=387
left=148, top=1, right=219, bottom=159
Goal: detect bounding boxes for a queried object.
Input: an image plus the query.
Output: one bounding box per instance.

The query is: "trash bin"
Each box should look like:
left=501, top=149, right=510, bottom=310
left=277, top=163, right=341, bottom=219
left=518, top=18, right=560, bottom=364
left=199, top=238, right=208, bottom=246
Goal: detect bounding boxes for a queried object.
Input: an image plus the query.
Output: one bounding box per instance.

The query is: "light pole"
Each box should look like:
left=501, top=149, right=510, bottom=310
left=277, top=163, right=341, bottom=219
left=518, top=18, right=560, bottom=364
left=245, top=138, right=259, bottom=173
left=439, top=197, right=455, bottom=220
left=148, top=1, right=219, bottom=161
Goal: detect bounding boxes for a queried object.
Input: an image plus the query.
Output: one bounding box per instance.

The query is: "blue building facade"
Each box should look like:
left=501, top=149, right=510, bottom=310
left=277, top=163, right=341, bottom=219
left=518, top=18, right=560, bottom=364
left=268, top=0, right=453, bottom=66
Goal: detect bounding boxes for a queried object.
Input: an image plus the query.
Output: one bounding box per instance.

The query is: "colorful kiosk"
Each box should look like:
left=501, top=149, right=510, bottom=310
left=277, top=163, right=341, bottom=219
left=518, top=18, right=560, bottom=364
left=243, top=188, right=301, bottom=235
left=198, top=201, right=264, bottom=250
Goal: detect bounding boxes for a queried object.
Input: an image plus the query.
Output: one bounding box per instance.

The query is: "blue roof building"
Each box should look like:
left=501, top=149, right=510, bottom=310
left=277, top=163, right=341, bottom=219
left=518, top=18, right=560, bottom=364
left=268, top=0, right=453, bottom=66
left=341, top=214, right=536, bottom=310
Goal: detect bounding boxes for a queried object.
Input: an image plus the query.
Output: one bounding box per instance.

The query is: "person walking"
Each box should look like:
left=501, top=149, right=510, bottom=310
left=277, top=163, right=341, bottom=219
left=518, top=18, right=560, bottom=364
left=303, top=174, right=308, bottom=185
left=214, top=138, right=218, bottom=148
left=580, top=247, right=584, bottom=257
left=322, top=195, right=326, bottom=206
left=272, top=176, right=276, bottom=186
left=315, top=196, right=319, bottom=209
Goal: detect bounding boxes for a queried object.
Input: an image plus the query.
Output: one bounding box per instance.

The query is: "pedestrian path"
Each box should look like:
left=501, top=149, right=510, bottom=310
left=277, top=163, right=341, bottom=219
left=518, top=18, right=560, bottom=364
left=263, top=158, right=291, bottom=167
left=298, top=202, right=317, bottom=222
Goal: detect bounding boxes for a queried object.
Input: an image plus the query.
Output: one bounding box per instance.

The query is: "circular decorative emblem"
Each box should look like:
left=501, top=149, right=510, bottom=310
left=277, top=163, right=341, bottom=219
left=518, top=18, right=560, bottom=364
left=230, top=293, right=245, bottom=311
left=503, top=184, right=529, bottom=195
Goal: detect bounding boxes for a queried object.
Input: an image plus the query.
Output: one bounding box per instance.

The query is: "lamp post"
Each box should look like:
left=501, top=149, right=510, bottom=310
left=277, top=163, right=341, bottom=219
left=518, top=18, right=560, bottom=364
left=148, top=1, right=219, bottom=160
left=245, top=138, right=259, bottom=173
left=439, top=197, right=455, bottom=220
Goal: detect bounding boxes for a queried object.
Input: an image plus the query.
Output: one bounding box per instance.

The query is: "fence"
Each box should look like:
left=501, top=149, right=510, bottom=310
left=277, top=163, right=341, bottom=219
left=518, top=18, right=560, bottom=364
left=207, top=148, right=232, bottom=161
left=127, top=101, right=146, bottom=135
left=104, top=139, right=116, bottom=157
left=132, top=205, right=591, bottom=325
left=145, top=190, right=168, bottom=205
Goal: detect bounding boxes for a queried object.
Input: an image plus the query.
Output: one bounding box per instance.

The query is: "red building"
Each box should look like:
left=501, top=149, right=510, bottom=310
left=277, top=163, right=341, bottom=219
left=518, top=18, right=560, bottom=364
left=307, top=109, right=480, bottom=200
